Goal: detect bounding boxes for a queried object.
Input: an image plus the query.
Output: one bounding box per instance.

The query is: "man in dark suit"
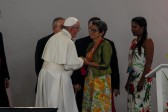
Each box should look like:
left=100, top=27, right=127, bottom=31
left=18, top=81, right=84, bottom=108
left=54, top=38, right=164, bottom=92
left=0, top=32, right=10, bottom=107
left=35, top=17, right=65, bottom=92
left=71, top=17, right=120, bottom=112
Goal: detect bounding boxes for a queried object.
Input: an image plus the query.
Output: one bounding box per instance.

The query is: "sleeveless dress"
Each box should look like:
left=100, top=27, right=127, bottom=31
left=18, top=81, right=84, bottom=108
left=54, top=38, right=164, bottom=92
left=127, top=41, right=153, bottom=112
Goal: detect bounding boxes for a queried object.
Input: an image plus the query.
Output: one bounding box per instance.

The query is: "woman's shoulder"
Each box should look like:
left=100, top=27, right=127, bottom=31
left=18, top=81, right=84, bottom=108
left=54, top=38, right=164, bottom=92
left=145, top=36, right=153, bottom=43
left=103, top=39, right=111, bottom=44
left=101, top=39, right=112, bottom=48
left=143, top=36, right=154, bottom=48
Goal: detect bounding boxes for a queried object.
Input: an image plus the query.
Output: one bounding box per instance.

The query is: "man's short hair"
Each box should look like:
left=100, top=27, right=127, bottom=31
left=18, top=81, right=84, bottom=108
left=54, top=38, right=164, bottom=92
left=52, top=17, right=65, bottom=28
left=88, top=17, right=101, bottom=24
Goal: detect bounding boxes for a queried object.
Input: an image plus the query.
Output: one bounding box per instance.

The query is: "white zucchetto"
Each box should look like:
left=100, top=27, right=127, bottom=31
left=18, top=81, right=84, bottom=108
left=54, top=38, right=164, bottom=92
left=64, top=17, right=78, bottom=26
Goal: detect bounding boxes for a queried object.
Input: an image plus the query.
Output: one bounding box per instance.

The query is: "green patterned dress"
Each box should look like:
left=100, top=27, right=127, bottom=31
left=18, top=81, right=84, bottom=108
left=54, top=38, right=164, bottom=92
left=82, top=40, right=112, bottom=112
left=127, top=41, right=153, bottom=112
left=82, top=69, right=111, bottom=112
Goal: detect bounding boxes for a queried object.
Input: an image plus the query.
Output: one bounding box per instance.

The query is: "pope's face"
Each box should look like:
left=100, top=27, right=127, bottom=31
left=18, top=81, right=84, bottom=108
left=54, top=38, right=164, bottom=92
left=71, top=22, right=80, bottom=38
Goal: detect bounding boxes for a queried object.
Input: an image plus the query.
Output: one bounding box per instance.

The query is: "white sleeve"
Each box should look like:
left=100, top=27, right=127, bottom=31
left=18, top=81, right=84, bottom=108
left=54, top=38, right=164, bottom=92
left=64, top=41, right=84, bottom=70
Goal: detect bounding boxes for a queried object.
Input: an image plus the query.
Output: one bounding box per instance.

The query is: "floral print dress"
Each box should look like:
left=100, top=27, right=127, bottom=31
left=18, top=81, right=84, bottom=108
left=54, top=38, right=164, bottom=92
left=127, top=41, right=153, bottom=112
left=82, top=68, right=111, bottom=112
left=82, top=40, right=112, bottom=112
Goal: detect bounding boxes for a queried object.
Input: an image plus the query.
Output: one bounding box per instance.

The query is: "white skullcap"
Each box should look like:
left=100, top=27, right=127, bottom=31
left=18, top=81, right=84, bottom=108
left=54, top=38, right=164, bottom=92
left=64, top=17, right=78, bottom=26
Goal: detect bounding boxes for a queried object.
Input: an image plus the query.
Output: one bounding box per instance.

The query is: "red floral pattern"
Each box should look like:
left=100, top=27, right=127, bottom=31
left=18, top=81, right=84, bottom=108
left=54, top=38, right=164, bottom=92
left=129, top=84, right=134, bottom=94
left=147, top=78, right=153, bottom=82
left=130, top=41, right=137, bottom=50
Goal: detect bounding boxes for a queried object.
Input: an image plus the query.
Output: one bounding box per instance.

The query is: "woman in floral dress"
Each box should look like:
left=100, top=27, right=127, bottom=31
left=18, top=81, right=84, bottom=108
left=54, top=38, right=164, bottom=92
left=82, top=20, right=112, bottom=112
left=125, top=17, right=154, bottom=112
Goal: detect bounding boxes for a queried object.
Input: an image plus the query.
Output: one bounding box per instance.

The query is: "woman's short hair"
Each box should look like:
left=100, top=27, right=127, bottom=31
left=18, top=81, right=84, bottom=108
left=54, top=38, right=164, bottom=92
left=92, top=20, right=108, bottom=37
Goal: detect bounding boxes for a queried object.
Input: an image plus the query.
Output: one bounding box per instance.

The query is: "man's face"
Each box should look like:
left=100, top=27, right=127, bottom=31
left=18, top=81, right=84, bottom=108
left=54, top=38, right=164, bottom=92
left=53, top=19, right=65, bottom=33
left=70, top=21, right=81, bottom=38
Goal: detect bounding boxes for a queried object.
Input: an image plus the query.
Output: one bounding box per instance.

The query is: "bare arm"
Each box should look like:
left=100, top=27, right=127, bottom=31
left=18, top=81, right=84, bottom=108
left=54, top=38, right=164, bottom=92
left=137, top=38, right=154, bottom=91
left=142, top=38, right=154, bottom=79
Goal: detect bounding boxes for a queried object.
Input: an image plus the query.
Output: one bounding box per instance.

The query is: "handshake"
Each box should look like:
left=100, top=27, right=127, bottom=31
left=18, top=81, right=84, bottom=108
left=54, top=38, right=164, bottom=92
left=80, top=57, right=99, bottom=68
left=81, top=57, right=89, bottom=65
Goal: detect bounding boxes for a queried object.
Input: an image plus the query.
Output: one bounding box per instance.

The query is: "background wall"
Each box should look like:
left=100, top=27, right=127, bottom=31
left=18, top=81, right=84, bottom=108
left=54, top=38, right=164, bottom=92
left=0, top=0, right=168, bottom=111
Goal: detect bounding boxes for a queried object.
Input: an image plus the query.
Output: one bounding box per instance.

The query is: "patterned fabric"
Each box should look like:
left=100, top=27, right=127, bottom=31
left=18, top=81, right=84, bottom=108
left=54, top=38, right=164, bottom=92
left=82, top=68, right=112, bottom=112
left=127, top=41, right=153, bottom=112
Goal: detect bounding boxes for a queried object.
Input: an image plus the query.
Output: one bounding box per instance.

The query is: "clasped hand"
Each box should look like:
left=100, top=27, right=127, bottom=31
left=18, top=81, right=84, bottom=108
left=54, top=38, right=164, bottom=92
left=137, top=77, right=145, bottom=92
left=81, top=57, right=89, bottom=65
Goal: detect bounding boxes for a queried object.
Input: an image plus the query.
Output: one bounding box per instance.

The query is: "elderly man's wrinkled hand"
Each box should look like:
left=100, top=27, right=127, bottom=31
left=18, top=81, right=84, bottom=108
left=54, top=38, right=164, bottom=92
left=73, top=84, right=81, bottom=93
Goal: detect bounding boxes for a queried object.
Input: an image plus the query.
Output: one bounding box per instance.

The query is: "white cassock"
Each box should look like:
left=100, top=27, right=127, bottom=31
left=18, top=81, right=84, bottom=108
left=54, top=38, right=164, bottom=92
left=35, top=29, right=83, bottom=112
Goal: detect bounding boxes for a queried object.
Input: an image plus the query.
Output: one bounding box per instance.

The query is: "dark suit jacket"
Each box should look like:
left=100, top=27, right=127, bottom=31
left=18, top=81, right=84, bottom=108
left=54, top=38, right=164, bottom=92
left=0, top=32, right=10, bottom=79
left=71, top=36, right=120, bottom=111
left=35, top=33, right=54, bottom=76
left=104, top=38, right=120, bottom=90
left=0, top=32, right=9, bottom=107
left=71, top=36, right=92, bottom=85
left=71, top=36, right=92, bottom=112
left=34, top=33, right=54, bottom=93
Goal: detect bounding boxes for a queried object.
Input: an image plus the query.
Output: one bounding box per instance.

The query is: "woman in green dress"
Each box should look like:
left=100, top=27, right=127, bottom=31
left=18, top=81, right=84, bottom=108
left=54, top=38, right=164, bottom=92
left=82, top=20, right=112, bottom=112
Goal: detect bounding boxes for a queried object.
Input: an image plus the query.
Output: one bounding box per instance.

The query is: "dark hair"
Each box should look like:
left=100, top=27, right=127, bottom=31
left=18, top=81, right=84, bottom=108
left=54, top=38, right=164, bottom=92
left=132, top=17, right=148, bottom=55
left=92, top=20, right=108, bottom=37
left=52, top=17, right=65, bottom=28
left=88, top=17, right=101, bottom=24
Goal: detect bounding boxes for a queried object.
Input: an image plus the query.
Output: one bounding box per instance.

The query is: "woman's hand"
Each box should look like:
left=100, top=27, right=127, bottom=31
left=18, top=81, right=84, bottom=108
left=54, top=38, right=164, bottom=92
left=81, top=57, right=89, bottom=65
left=81, top=57, right=99, bottom=68
left=137, top=77, right=145, bottom=92
left=125, top=82, right=129, bottom=92
left=113, top=89, right=120, bottom=97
